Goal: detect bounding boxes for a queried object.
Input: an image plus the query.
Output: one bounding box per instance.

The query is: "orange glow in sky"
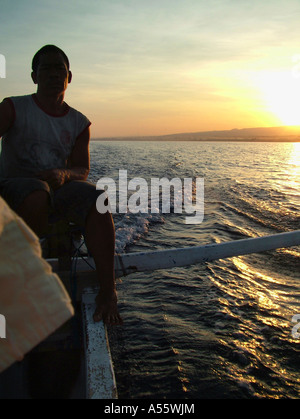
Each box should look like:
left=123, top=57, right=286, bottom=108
left=1, top=0, right=300, bottom=138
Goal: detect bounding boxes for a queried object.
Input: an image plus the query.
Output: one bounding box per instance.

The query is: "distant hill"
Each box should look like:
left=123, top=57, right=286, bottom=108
left=93, top=126, right=300, bottom=142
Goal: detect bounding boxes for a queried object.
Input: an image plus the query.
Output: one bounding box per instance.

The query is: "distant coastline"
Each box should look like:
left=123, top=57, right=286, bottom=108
left=92, top=126, right=300, bottom=142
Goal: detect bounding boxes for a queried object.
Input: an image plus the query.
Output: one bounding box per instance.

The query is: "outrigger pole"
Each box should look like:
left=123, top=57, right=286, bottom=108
left=49, top=230, right=300, bottom=277
left=113, top=230, right=300, bottom=277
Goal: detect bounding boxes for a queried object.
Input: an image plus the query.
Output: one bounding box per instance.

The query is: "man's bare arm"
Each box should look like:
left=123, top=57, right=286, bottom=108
left=38, top=127, right=91, bottom=189
left=67, top=125, right=91, bottom=180
left=0, top=99, right=14, bottom=138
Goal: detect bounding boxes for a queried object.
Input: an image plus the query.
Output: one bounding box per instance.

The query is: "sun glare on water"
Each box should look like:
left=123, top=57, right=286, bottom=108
left=257, top=71, right=300, bottom=126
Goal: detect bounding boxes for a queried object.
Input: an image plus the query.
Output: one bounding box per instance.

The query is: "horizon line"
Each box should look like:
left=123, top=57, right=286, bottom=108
left=91, top=124, right=300, bottom=141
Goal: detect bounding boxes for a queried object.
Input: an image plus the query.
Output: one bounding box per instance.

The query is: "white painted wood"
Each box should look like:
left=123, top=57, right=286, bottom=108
left=81, top=289, right=118, bottom=399
left=114, top=230, right=300, bottom=277
left=48, top=230, right=300, bottom=277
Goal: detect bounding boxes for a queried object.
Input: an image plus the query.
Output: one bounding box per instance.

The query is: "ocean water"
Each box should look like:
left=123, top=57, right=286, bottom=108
left=89, top=140, right=300, bottom=399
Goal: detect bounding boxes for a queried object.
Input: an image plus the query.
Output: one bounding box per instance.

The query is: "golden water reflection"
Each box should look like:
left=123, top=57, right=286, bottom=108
left=278, top=142, right=300, bottom=194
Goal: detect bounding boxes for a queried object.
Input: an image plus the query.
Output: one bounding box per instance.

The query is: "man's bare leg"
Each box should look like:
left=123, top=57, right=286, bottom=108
left=84, top=204, right=122, bottom=326
left=16, top=190, right=49, bottom=237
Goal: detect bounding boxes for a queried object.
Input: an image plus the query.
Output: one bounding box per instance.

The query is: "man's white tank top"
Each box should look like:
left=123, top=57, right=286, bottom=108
left=0, top=94, right=91, bottom=178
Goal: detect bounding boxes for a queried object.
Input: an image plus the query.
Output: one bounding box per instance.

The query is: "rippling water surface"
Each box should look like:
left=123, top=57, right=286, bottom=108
left=89, top=141, right=300, bottom=399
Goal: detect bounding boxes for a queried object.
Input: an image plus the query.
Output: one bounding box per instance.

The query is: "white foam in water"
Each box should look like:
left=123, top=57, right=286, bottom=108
left=70, top=211, right=164, bottom=256
left=115, top=212, right=164, bottom=254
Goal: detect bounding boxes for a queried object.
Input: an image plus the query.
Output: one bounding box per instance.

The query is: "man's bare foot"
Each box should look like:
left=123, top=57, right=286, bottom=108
left=93, top=290, right=123, bottom=326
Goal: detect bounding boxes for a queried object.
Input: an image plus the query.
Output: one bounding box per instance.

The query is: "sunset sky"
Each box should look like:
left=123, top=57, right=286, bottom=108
left=1, top=0, right=300, bottom=138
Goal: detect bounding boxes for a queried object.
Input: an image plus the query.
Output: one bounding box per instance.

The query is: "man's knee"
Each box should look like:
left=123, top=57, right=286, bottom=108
left=17, top=190, right=49, bottom=213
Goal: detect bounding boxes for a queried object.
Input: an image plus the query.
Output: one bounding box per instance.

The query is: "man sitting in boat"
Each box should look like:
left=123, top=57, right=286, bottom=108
left=0, top=45, right=122, bottom=326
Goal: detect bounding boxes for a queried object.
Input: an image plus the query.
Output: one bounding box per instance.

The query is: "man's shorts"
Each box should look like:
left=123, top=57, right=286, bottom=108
left=0, top=177, right=105, bottom=229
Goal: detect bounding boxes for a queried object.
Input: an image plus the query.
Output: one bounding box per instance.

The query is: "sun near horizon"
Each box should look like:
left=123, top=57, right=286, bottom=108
left=254, top=70, right=300, bottom=128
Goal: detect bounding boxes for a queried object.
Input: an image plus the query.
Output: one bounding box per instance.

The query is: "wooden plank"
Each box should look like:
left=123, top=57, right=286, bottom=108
left=81, top=288, right=118, bottom=399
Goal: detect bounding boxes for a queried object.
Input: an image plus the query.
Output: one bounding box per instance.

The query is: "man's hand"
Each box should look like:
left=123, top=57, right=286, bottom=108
left=38, top=168, right=67, bottom=190
left=93, top=289, right=123, bottom=326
